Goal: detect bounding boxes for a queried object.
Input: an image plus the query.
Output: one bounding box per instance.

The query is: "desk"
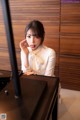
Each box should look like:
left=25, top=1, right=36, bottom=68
left=0, top=73, right=59, bottom=120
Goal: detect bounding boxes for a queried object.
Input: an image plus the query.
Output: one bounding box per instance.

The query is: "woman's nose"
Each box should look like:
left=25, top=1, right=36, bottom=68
left=31, top=36, right=35, bottom=43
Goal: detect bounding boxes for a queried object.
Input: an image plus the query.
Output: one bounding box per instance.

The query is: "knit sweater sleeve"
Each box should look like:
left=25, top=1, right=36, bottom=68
left=44, top=49, right=56, bottom=77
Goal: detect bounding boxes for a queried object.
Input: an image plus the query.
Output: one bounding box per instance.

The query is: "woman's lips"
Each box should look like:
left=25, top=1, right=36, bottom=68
left=30, top=45, right=35, bottom=48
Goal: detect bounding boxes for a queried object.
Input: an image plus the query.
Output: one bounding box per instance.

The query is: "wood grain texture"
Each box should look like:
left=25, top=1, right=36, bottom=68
left=0, top=0, right=80, bottom=90
left=0, top=0, right=60, bottom=77
left=60, top=2, right=80, bottom=90
left=60, top=56, right=80, bottom=90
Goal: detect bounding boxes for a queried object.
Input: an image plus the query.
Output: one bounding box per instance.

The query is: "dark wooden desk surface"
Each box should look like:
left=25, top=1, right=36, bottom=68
left=0, top=72, right=59, bottom=120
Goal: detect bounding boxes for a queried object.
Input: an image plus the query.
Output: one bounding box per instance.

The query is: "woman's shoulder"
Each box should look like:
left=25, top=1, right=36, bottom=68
left=42, top=45, right=56, bottom=55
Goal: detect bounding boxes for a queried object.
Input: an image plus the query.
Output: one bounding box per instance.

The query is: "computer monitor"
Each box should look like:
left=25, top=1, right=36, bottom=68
left=1, top=0, right=21, bottom=97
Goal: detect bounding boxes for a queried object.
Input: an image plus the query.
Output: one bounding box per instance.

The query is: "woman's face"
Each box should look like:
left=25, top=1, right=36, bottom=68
left=26, top=29, right=41, bottom=51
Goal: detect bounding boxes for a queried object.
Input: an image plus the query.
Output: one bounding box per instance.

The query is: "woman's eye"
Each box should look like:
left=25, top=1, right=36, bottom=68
left=27, top=35, right=31, bottom=38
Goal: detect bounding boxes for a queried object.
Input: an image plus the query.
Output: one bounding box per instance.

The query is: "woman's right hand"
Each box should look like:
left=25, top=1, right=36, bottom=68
left=19, top=39, right=29, bottom=55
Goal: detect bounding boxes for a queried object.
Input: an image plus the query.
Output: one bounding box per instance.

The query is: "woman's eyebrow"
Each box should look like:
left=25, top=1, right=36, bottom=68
left=27, top=33, right=37, bottom=36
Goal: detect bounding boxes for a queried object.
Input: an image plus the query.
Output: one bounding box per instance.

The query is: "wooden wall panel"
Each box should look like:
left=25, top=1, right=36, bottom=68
left=60, top=1, right=80, bottom=90
left=1, top=0, right=80, bottom=90
left=0, top=50, right=10, bottom=70
left=60, top=36, right=80, bottom=55
left=60, top=57, right=80, bottom=90
left=9, top=0, right=60, bottom=52
left=0, top=0, right=60, bottom=76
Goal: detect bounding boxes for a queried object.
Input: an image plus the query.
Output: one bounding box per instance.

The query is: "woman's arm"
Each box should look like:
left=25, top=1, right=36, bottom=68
left=20, top=40, right=34, bottom=75
left=20, top=39, right=29, bottom=67
left=44, top=50, right=56, bottom=76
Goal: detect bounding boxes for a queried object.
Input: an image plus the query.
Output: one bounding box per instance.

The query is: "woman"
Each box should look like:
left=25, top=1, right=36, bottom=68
left=19, top=20, right=56, bottom=76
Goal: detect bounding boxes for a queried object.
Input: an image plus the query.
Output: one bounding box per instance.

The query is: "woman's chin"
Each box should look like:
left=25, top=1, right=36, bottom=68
left=31, top=48, right=36, bottom=51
